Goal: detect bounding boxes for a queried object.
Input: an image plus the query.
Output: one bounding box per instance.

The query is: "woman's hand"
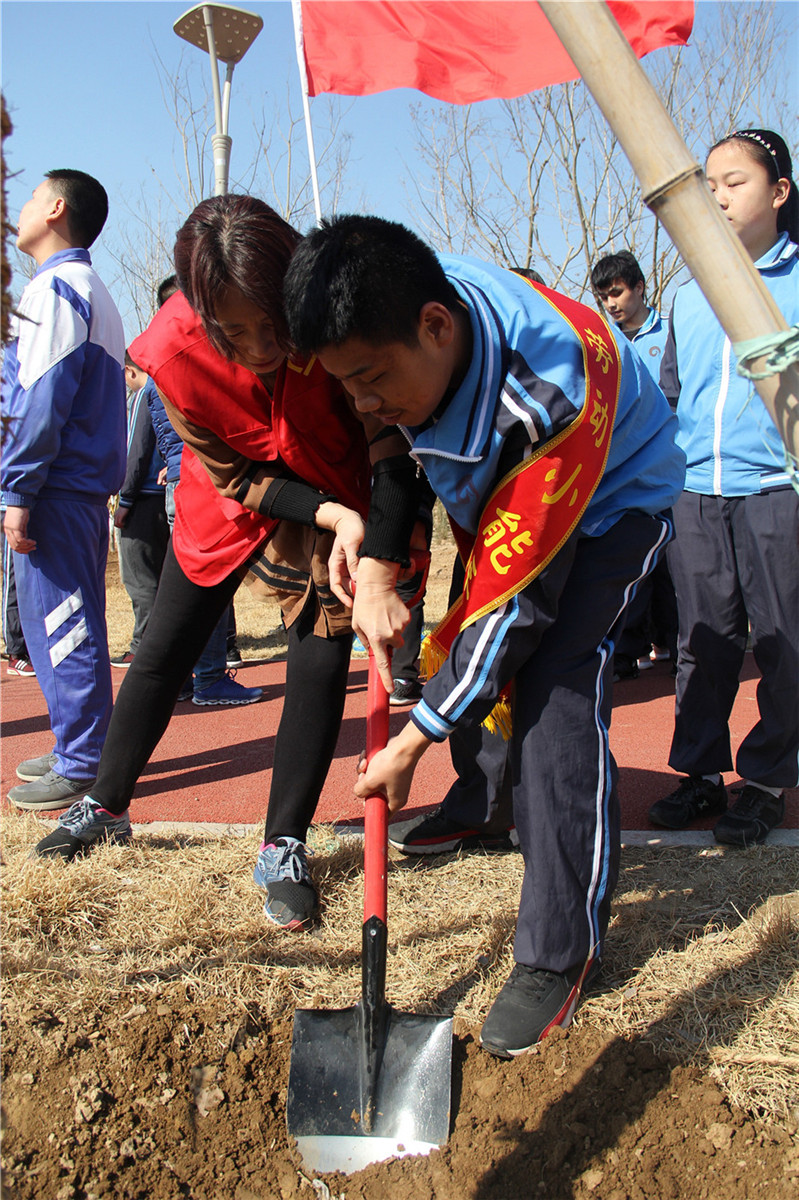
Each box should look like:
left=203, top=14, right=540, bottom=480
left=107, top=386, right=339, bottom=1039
left=318, top=504, right=367, bottom=607
left=355, top=720, right=431, bottom=813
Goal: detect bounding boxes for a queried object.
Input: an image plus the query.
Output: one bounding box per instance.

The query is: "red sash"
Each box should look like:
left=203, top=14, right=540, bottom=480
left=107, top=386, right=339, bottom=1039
left=421, top=287, right=621, bottom=736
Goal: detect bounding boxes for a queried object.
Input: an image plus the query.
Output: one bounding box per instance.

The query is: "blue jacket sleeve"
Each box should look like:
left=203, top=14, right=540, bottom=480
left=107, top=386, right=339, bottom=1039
left=411, top=534, right=579, bottom=741
left=145, top=377, right=183, bottom=481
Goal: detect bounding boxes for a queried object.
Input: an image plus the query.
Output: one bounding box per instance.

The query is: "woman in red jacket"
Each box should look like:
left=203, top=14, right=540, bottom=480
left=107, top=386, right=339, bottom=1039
left=33, top=196, right=420, bottom=931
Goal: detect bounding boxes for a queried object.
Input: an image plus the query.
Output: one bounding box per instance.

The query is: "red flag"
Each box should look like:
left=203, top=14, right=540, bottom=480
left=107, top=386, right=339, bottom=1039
left=299, top=1, right=694, bottom=103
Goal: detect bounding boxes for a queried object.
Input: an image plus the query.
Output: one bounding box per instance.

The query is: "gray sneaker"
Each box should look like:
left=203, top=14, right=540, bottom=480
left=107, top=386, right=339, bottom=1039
left=8, top=770, right=96, bottom=811
left=31, top=796, right=132, bottom=861
left=15, top=752, right=57, bottom=781
left=253, top=837, right=318, bottom=929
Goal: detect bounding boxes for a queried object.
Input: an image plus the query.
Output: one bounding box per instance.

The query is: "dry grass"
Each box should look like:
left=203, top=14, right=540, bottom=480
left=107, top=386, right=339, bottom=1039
left=2, top=813, right=797, bottom=1126
left=9, top=515, right=796, bottom=1131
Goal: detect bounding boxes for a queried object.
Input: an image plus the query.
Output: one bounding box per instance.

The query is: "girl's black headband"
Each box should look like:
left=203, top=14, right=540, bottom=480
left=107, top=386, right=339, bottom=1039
left=731, top=129, right=793, bottom=181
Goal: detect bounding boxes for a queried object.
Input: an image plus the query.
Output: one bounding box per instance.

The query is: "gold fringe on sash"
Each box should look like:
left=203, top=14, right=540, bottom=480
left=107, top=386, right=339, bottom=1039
left=421, top=632, right=513, bottom=740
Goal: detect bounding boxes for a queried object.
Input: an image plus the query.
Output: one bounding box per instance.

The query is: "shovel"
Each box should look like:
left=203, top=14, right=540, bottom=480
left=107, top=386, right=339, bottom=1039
left=287, top=634, right=453, bottom=1175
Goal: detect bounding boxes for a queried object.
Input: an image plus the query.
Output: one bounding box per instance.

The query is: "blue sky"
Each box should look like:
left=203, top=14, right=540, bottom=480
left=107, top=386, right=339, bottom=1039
left=3, top=1, right=798, bottom=340
left=3, top=0, right=442, bottom=333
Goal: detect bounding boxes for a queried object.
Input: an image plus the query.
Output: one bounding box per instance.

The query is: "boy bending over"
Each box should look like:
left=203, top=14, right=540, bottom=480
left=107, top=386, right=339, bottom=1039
left=284, top=217, right=685, bottom=1058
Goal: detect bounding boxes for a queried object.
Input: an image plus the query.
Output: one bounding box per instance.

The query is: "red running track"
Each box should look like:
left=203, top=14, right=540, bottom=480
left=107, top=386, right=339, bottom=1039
left=2, top=654, right=796, bottom=832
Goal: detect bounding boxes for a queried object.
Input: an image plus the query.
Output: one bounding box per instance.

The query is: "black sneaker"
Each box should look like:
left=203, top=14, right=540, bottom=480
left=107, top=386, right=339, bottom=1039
left=32, top=796, right=132, bottom=861
left=480, top=961, right=591, bottom=1058
left=713, top=785, right=785, bottom=847
left=110, top=651, right=135, bottom=668
left=612, top=654, right=639, bottom=683
left=389, top=678, right=423, bottom=706
left=648, top=775, right=727, bottom=829
left=226, top=646, right=243, bottom=668
left=388, top=806, right=519, bottom=855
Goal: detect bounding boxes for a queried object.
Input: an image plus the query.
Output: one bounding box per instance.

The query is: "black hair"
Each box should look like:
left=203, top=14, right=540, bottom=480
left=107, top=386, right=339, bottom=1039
left=710, top=128, right=799, bottom=243
left=173, top=194, right=300, bottom=359
left=157, top=274, right=178, bottom=308
left=44, top=169, right=108, bottom=248
left=511, top=265, right=545, bottom=286
left=284, top=214, right=460, bottom=355
left=590, top=251, right=646, bottom=297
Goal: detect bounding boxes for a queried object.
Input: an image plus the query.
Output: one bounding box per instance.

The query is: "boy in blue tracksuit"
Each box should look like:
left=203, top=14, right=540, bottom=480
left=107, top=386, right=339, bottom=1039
left=284, top=215, right=685, bottom=1057
left=591, top=249, right=669, bottom=382
left=2, top=169, right=126, bottom=809
left=591, top=249, right=677, bottom=678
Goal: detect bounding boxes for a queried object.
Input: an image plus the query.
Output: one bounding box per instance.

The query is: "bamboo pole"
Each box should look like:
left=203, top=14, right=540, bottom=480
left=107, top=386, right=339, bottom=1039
left=539, top=0, right=799, bottom=470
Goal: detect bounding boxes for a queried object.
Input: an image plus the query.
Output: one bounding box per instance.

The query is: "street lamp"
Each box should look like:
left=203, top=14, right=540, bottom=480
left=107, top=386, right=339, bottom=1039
left=173, top=3, right=263, bottom=196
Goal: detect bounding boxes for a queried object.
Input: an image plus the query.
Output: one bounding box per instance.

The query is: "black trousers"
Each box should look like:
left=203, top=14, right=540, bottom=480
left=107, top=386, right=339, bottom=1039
left=117, top=495, right=170, bottom=652
left=668, top=488, right=799, bottom=788
left=92, top=540, right=352, bottom=841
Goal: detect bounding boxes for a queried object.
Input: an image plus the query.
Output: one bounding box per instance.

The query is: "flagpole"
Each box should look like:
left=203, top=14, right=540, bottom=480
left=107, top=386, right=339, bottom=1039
left=539, top=0, right=798, bottom=478
left=291, top=0, right=323, bottom=226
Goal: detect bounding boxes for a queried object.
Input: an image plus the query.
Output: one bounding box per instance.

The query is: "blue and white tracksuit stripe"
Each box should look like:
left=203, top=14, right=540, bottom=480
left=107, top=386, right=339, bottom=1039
left=404, top=258, right=685, bottom=972
left=1, top=248, right=126, bottom=779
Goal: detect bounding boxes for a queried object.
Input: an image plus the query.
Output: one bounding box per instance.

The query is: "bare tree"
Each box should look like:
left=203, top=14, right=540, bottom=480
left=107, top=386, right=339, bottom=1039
left=407, top=1, right=797, bottom=310
left=108, top=50, right=353, bottom=332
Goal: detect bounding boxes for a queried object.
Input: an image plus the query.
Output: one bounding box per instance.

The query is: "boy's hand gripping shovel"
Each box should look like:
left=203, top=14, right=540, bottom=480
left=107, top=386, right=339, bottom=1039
left=287, top=570, right=453, bottom=1174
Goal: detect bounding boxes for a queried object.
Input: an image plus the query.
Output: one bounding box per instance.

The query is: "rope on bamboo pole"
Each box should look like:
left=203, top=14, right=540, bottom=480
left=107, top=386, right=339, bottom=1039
left=734, top=327, right=799, bottom=382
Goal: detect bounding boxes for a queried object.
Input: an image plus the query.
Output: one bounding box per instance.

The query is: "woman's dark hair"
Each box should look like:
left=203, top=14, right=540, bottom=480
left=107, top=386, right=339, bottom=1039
left=710, top=128, right=799, bottom=243
left=173, top=195, right=301, bottom=358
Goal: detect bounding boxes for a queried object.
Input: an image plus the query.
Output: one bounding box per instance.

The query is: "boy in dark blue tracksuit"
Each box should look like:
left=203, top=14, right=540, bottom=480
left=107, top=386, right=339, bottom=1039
left=284, top=215, right=685, bottom=1057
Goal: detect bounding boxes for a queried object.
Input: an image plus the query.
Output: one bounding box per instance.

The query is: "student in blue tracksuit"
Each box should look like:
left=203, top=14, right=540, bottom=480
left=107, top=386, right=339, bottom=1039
left=284, top=215, right=685, bottom=1057
left=111, top=355, right=169, bottom=666
left=592, top=249, right=677, bottom=678
left=2, top=169, right=127, bottom=809
left=649, top=128, right=799, bottom=847
left=591, top=250, right=669, bottom=378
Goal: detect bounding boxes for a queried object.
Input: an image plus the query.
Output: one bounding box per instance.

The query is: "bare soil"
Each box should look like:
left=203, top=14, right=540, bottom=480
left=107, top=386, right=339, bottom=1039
left=2, top=833, right=797, bottom=1200
left=3, top=1003, right=795, bottom=1200
left=3, top=513, right=797, bottom=1199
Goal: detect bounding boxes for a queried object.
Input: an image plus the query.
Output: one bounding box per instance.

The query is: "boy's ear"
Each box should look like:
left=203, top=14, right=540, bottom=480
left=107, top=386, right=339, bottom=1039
left=418, top=301, right=456, bottom=346
left=45, top=193, right=68, bottom=228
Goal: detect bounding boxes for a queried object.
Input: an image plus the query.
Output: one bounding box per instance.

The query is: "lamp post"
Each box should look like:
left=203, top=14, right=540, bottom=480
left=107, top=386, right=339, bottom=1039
left=173, top=3, right=263, bottom=196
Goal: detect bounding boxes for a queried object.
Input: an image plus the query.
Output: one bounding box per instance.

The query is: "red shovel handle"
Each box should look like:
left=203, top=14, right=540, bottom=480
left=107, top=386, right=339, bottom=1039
left=363, top=650, right=390, bottom=925
left=360, top=548, right=430, bottom=926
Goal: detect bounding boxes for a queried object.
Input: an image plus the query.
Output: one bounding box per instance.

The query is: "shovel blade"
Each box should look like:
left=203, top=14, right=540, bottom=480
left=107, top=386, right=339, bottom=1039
left=287, top=1004, right=453, bottom=1174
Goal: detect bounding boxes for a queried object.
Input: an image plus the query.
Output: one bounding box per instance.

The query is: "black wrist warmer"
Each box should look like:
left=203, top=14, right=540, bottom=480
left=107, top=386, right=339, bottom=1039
left=359, top=455, right=420, bottom=566
left=258, top=477, right=337, bottom=527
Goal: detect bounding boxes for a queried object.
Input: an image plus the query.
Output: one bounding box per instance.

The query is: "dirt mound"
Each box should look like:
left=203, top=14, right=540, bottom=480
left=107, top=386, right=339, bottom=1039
left=2, top=995, right=794, bottom=1200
